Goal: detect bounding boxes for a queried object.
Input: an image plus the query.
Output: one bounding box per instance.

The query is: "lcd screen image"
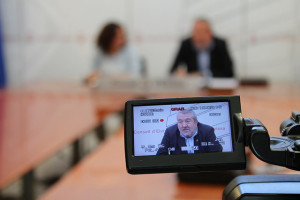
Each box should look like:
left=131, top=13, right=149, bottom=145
left=133, top=102, right=233, bottom=156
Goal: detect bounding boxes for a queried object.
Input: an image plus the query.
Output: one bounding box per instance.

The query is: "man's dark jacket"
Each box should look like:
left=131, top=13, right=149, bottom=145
left=156, top=123, right=223, bottom=155
left=170, top=37, right=234, bottom=77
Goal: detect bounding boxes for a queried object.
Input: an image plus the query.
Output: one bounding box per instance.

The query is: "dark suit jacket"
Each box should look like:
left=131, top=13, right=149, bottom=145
left=170, top=37, right=234, bottom=77
left=156, top=123, right=223, bottom=155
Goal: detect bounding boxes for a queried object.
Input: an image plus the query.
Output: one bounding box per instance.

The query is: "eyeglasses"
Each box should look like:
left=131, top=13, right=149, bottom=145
left=178, top=119, right=194, bottom=124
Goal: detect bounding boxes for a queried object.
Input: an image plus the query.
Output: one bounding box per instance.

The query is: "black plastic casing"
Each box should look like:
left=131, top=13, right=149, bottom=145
left=223, top=175, right=300, bottom=200
left=124, top=95, right=246, bottom=174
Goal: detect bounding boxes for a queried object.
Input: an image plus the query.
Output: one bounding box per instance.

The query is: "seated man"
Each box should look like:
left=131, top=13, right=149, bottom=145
left=170, top=18, right=234, bottom=78
left=156, top=108, right=222, bottom=155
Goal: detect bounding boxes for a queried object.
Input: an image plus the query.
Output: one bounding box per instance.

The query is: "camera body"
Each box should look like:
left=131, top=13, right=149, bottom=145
left=125, top=95, right=300, bottom=174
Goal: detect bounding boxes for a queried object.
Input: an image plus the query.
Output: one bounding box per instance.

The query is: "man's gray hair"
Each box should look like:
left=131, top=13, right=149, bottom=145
left=177, top=108, right=198, bottom=121
left=194, top=17, right=213, bottom=32
left=195, top=17, right=210, bottom=25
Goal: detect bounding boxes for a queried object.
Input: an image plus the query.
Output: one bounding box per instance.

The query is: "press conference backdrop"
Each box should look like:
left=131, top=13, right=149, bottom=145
left=1, top=0, right=300, bottom=86
left=133, top=102, right=232, bottom=156
left=0, top=6, right=6, bottom=88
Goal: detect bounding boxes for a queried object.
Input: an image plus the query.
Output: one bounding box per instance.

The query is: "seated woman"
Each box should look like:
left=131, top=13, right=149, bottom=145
left=87, top=22, right=141, bottom=85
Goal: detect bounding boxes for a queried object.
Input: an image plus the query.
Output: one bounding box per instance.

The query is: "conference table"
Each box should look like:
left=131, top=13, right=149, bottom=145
left=0, top=83, right=99, bottom=199
left=39, top=82, right=300, bottom=200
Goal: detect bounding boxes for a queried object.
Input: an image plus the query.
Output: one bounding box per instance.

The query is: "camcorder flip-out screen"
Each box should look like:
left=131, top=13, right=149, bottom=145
left=125, top=95, right=246, bottom=174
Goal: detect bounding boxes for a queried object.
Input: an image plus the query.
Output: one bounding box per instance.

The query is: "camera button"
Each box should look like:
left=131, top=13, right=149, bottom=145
left=294, top=140, right=300, bottom=150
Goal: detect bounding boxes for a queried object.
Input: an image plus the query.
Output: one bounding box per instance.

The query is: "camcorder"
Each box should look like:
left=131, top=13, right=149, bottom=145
left=124, top=95, right=300, bottom=199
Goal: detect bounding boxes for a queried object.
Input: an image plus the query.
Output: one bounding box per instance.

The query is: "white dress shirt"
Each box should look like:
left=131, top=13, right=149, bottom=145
left=180, top=129, right=198, bottom=154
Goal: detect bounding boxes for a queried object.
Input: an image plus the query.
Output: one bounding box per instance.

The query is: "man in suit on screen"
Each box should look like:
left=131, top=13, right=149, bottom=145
left=156, top=108, right=222, bottom=155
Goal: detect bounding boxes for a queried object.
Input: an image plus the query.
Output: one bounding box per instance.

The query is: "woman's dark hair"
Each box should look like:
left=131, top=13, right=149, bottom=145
left=96, top=23, right=121, bottom=53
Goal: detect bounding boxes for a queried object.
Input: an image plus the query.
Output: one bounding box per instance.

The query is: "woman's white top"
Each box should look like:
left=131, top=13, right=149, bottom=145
left=93, top=45, right=141, bottom=78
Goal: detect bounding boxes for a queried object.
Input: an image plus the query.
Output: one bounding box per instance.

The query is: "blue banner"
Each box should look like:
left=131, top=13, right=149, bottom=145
left=0, top=8, right=6, bottom=89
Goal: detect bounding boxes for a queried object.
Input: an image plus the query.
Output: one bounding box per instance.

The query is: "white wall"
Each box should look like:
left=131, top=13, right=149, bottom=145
left=1, top=0, right=300, bottom=86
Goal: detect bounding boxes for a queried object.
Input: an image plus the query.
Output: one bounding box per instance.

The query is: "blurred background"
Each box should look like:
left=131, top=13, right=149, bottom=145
left=1, top=0, right=300, bottom=86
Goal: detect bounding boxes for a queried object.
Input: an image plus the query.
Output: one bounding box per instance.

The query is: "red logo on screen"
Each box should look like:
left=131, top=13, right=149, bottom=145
left=160, top=119, right=164, bottom=122
left=171, top=107, right=184, bottom=111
